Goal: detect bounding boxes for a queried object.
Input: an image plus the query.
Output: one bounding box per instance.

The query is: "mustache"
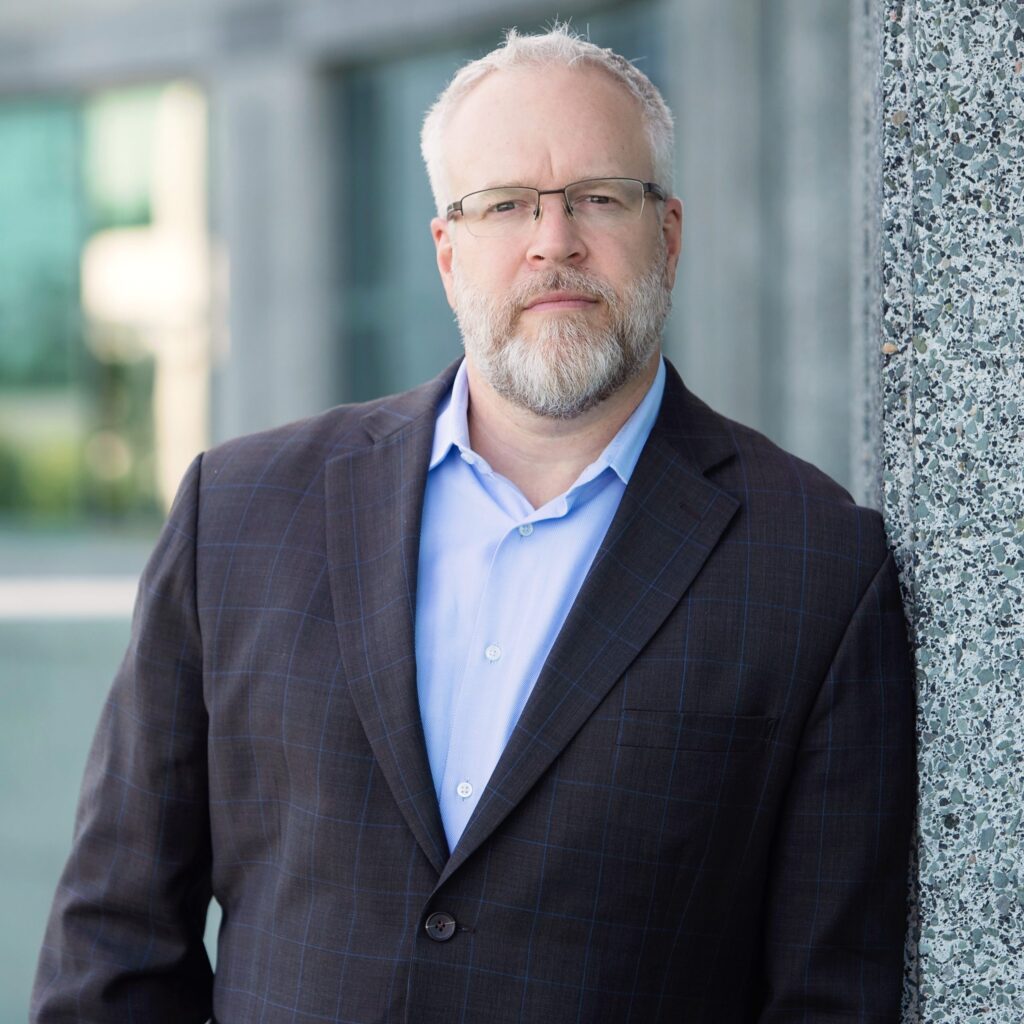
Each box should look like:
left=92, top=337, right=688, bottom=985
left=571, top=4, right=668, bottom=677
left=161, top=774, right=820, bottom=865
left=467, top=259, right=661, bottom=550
left=507, top=268, right=618, bottom=312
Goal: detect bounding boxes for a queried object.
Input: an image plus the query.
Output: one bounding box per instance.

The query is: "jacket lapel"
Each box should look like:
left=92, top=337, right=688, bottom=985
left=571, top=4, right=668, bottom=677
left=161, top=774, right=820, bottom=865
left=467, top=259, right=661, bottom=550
left=437, top=363, right=741, bottom=885
left=325, top=365, right=459, bottom=875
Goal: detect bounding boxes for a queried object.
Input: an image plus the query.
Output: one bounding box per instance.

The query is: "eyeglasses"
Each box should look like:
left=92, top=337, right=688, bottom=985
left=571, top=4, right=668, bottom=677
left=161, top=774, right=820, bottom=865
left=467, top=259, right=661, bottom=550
left=446, top=177, right=667, bottom=238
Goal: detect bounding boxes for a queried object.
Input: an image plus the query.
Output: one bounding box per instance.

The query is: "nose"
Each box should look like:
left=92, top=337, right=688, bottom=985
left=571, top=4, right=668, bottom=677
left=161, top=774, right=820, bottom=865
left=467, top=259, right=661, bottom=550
left=525, top=192, right=587, bottom=266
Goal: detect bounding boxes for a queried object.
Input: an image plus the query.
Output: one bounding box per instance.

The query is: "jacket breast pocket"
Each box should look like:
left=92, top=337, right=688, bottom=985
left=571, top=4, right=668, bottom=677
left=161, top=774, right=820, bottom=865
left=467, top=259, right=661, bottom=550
left=616, top=710, right=776, bottom=752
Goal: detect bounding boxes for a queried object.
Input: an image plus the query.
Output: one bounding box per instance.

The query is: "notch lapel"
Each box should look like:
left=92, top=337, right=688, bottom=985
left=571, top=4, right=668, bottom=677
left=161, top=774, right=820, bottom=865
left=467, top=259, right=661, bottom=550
left=325, top=368, right=458, bottom=875
left=437, top=365, right=741, bottom=886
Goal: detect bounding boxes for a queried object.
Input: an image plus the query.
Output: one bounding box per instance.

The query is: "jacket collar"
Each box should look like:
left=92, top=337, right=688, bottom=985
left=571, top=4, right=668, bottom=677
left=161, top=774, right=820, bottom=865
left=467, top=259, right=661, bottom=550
left=325, top=356, right=740, bottom=879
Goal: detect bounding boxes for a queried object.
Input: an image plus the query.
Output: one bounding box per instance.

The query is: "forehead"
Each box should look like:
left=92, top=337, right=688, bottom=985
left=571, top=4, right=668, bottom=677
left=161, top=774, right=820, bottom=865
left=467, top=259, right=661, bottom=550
left=442, top=64, right=653, bottom=194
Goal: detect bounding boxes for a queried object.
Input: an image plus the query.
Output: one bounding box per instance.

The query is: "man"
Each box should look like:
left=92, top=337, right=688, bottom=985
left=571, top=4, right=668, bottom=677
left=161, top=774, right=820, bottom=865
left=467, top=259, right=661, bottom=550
left=33, top=25, right=914, bottom=1024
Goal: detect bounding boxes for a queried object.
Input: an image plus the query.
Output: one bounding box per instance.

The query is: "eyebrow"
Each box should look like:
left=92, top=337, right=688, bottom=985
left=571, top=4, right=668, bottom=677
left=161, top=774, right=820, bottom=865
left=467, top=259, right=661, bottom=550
left=467, top=174, right=632, bottom=192
left=477, top=182, right=527, bottom=190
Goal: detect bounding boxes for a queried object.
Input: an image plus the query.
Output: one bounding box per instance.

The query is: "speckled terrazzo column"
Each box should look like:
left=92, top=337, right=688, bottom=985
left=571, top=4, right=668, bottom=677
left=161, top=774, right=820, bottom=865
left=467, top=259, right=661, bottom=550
left=866, top=1, right=1024, bottom=1020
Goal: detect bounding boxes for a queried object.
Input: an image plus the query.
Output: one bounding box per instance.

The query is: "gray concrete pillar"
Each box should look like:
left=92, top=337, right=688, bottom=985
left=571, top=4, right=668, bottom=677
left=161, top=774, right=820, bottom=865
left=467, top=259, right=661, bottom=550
left=208, top=58, right=338, bottom=443
left=863, top=1, right=1024, bottom=1018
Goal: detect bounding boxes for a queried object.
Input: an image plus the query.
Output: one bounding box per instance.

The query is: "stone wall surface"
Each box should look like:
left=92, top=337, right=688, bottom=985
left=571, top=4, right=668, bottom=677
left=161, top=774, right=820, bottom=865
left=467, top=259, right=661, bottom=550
left=877, top=1, right=1024, bottom=1020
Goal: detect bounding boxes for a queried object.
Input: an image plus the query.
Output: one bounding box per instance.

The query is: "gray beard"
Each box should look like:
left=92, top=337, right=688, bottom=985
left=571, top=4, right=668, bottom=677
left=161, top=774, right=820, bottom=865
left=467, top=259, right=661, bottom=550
left=452, top=257, right=671, bottom=420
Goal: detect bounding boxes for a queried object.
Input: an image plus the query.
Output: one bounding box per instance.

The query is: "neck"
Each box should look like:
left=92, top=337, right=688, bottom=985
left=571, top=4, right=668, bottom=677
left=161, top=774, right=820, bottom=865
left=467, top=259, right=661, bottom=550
left=463, top=351, right=660, bottom=509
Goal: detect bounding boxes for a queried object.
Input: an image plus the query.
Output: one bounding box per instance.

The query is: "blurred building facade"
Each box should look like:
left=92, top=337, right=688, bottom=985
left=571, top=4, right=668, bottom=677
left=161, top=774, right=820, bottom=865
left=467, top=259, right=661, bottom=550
left=0, top=1, right=858, bottom=1021
left=0, top=0, right=858, bottom=518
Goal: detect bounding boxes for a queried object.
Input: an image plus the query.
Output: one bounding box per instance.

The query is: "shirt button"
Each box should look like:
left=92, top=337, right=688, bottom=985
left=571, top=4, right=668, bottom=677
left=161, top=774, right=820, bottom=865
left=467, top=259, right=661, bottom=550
left=518, top=523, right=534, bottom=537
left=456, top=781, right=474, bottom=799
left=485, top=644, right=502, bottom=662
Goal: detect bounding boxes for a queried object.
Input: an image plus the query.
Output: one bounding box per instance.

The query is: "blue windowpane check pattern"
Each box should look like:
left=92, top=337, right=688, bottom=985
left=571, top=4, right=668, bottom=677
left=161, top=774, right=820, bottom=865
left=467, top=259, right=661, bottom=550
left=32, top=358, right=915, bottom=1023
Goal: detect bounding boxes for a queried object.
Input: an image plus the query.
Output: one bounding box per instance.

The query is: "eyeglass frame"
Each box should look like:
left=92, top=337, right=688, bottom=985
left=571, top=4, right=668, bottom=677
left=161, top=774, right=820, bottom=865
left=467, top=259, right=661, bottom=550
left=445, top=177, right=668, bottom=228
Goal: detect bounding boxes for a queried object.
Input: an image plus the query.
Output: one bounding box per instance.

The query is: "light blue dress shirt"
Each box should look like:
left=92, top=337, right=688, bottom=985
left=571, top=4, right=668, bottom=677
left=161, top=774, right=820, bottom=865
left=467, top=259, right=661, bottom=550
left=415, top=357, right=666, bottom=852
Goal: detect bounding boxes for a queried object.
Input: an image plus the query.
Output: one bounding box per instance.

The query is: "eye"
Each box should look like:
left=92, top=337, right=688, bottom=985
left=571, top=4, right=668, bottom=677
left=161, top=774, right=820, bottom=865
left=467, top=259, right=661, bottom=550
left=573, top=189, right=629, bottom=213
left=488, top=199, right=529, bottom=215
left=568, top=180, right=638, bottom=214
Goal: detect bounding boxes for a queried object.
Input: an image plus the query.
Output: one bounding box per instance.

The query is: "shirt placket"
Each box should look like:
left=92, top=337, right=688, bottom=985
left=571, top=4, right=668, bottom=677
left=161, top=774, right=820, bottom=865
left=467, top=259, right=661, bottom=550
left=437, top=472, right=560, bottom=843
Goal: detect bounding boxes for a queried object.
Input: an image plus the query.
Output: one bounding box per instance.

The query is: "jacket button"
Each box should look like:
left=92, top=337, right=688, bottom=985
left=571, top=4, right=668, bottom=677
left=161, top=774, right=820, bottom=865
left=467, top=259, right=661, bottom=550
left=424, top=911, right=457, bottom=942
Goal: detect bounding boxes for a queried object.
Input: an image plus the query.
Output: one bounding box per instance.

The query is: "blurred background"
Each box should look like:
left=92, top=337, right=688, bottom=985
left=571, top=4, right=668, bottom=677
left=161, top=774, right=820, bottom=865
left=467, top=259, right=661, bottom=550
left=1, top=0, right=856, bottom=1017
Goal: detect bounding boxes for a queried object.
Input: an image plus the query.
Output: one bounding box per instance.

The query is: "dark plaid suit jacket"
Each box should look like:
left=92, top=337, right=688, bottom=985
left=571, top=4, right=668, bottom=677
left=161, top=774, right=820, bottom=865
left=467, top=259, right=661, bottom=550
left=33, top=359, right=915, bottom=1023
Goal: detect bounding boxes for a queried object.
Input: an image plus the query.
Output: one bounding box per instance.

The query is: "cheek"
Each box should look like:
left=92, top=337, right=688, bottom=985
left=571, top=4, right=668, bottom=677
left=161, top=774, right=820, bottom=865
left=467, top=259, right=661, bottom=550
left=594, top=255, right=645, bottom=297
left=454, top=238, right=526, bottom=287
left=613, top=237, right=665, bottom=283
left=464, top=272, right=521, bottom=308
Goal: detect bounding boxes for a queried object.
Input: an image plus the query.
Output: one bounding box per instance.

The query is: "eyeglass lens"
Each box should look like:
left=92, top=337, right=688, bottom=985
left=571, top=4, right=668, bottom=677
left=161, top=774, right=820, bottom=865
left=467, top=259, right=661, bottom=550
left=459, top=178, right=647, bottom=238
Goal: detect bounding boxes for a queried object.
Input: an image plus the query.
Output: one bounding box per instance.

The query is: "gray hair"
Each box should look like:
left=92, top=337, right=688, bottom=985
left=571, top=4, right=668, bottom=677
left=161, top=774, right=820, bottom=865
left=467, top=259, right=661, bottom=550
left=420, top=23, right=675, bottom=217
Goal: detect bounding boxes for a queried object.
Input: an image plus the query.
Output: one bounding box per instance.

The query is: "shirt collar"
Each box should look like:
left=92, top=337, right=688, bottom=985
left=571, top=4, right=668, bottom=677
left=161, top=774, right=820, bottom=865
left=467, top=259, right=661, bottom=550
left=428, top=355, right=666, bottom=487
left=594, top=355, right=665, bottom=485
left=428, top=359, right=474, bottom=470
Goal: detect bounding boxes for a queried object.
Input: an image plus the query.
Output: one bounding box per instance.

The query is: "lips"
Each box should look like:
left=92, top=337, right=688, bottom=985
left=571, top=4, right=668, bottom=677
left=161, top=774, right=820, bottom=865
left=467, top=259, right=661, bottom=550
left=523, top=292, right=600, bottom=312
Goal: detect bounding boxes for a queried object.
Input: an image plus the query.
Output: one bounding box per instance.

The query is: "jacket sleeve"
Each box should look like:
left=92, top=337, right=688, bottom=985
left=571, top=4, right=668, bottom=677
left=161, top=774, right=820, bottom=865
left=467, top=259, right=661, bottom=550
left=31, top=455, right=214, bottom=1023
left=757, top=552, right=916, bottom=1023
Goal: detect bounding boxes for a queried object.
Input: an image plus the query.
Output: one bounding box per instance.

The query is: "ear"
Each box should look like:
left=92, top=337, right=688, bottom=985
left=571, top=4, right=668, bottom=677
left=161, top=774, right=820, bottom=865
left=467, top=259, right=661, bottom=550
left=661, top=197, right=684, bottom=290
left=431, top=216, right=457, bottom=310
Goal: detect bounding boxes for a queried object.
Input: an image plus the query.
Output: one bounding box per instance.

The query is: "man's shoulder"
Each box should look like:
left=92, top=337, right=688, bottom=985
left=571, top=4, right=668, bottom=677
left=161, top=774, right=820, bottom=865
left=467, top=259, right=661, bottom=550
left=196, top=366, right=456, bottom=493
left=734, top=418, right=888, bottom=568
left=666, top=377, right=889, bottom=570
left=724, top=413, right=857, bottom=506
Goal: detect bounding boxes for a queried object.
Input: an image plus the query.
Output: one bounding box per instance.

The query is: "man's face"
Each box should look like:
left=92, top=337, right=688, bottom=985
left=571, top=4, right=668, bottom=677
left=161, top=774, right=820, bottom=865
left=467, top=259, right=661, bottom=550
left=431, top=65, right=683, bottom=419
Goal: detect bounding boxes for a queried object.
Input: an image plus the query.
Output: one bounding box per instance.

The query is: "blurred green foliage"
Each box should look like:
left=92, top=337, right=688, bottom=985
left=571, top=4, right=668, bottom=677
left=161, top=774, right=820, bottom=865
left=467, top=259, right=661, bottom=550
left=0, top=434, right=81, bottom=519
